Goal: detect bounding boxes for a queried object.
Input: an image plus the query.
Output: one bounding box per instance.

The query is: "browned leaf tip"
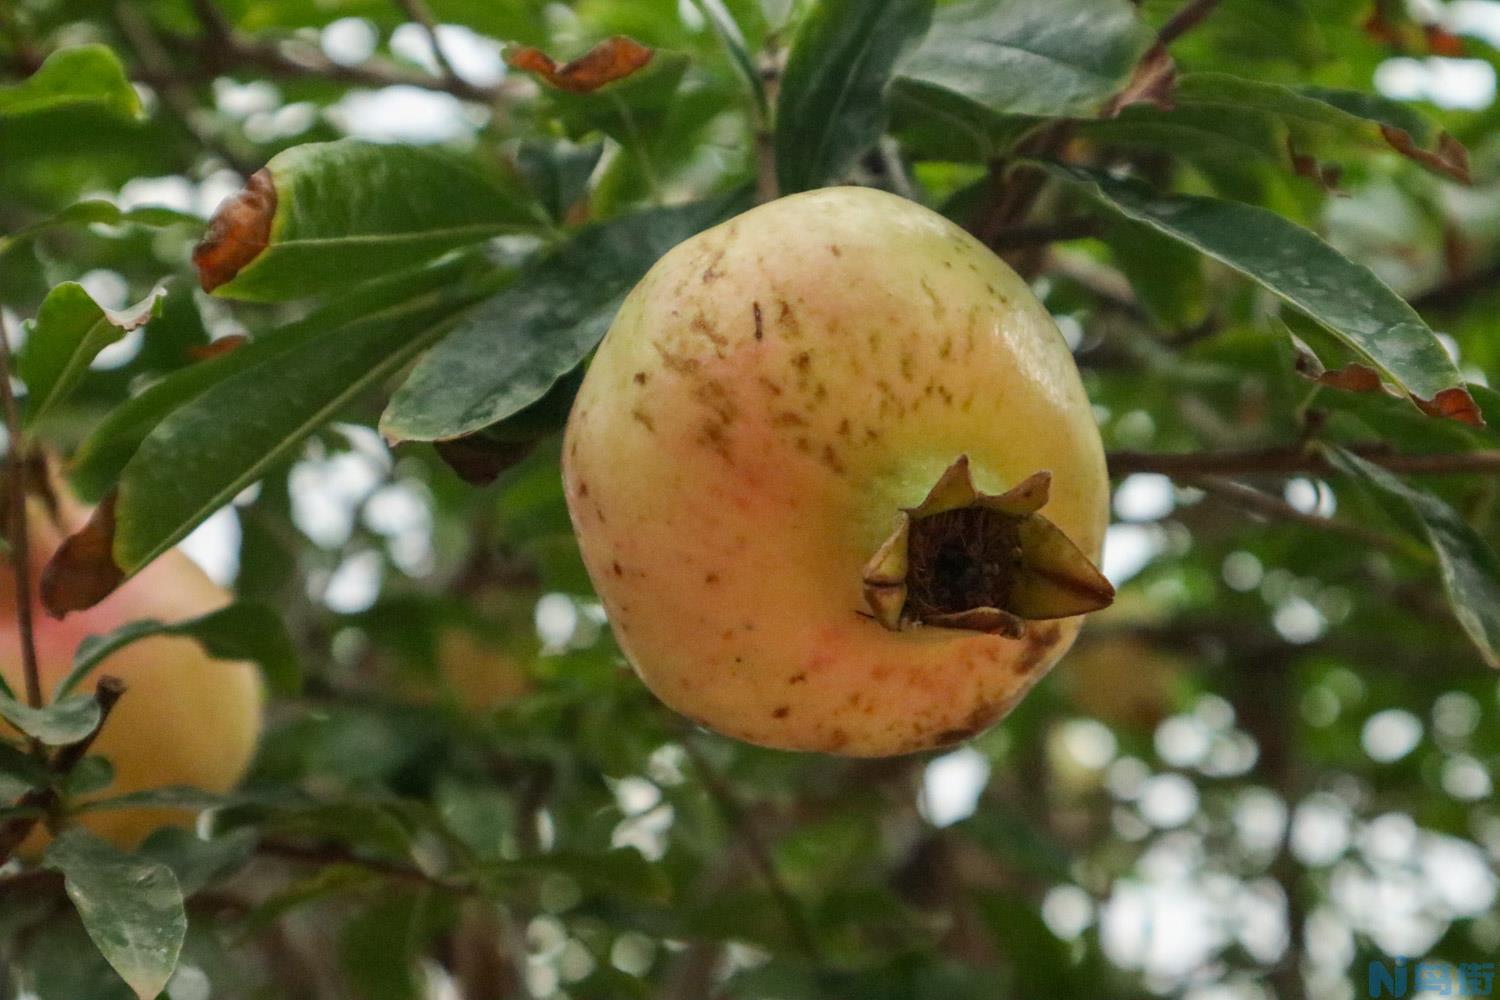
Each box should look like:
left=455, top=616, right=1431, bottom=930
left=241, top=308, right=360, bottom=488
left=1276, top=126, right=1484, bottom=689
left=1379, top=125, right=1471, bottom=184
left=1102, top=43, right=1177, bottom=118
left=192, top=168, right=276, bottom=292
left=1423, top=23, right=1466, bottom=56
left=1287, top=136, right=1344, bottom=193
left=504, top=36, right=655, bottom=93
left=434, top=436, right=537, bottom=486
left=39, top=492, right=124, bottom=618
left=1362, top=4, right=1402, bottom=45
left=1416, top=385, right=1485, bottom=426
left=188, top=334, right=249, bottom=361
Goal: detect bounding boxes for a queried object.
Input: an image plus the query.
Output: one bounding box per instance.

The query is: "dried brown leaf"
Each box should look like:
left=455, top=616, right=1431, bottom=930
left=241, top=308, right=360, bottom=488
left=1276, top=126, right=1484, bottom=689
left=1103, top=43, right=1177, bottom=118
left=39, top=492, right=123, bottom=617
left=1379, top=126, right=1471, bottom=184
left=504, top=36, right=655, bottom=94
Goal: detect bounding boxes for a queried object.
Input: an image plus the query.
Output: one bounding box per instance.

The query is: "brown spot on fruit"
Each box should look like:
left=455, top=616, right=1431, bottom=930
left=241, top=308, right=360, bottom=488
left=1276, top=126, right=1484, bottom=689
left=705, top=572, right=720, bottom=584
left=772, top=705, right=790, bottom=718
left=612, top=561, right=624, bottom=576
left=753, top=301, right=764, bottom=340
left=788, top=672, right=807, bottom=685
left=631, top=407, right=655, bottom=431
left=792, top=351, right=811, bottom=372
left=633, top=371, right=648, bottom=385
left=829, top=245, right=842, bottom=256
left=701, top=249, right=726, bottom=283
left=821, top=445, right=845, bottom=475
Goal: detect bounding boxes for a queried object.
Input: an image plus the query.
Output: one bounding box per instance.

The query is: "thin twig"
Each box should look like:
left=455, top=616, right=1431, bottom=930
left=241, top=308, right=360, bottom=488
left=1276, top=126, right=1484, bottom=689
left=1185, top=474, right=1406, bottom=552
left=1108, top=445, right=1500, bottom=479
left=0, top=310, right=40, bottom=714
left=183, top=0, right=503, bottom=104
left=393, top=0, right=460, bottom=84
left=1158, top=0, right=1224, bottom=46
left=682, top=737, right=823, bottom=966
left=113, top=2, right=259, bottom=176
left=0, top=677, right=128, bottom=864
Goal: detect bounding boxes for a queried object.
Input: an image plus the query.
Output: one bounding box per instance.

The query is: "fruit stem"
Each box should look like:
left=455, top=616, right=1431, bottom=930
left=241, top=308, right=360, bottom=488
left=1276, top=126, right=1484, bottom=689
left=0, top=308, right=43, bottom=718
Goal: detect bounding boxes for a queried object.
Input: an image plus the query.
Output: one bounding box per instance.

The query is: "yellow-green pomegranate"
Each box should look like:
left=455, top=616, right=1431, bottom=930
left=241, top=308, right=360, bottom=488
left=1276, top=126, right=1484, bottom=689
left=1, top=479, right=263, bottom=850
left=563, top=187, right=1111, bottom=756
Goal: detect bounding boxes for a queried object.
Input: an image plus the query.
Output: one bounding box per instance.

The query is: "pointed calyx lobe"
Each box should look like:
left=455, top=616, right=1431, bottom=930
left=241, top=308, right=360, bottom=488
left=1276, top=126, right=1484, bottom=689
left=862, top=457, right=1114, bottom=637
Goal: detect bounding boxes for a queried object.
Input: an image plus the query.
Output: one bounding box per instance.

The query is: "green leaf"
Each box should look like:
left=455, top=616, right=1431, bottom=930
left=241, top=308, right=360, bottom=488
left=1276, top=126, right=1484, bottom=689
left=44, top=829, right=186, bottom=1000
left=206, top=140, right=546, bottom=302
left=63, top=756, right=116, bottom=797
left=0, top=46, right=142, bottom=122
left=380, top=192, right=748, bottom=443
left=1328, top=448, right=1500, bottom=669
left=511, top=138, right=605, bottom=224
left=58, top=602, right=302, bottom=700
left=891, top=0, right=1151, bottom=137
left=68, top=259, right=479, bottom=503
left=137, top=827, right=259, bottom=895
left=100, top=281, right=491, bottom=589
left=1047, top=164, right=1473, bottom=418
left=0, top=693, right=101, bottom=746
left=0, top=741, right=47, bottom=800
left=695, top=0, right=768, bottom=118
left=775, top=0, right=934, bottom=192
left=1171, top=74, right=1469, bottom=182
left=18, top=283, right=164, bottom=429
left=0, top=200, right=200, bottom=257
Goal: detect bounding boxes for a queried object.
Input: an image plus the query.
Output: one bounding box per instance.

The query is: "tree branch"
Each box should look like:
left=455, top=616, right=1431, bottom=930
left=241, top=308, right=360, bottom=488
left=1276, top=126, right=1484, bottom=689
left=682, top=737, right=823, bottom=967
left=393, top=0, right=460, bottom=85
left=1158, top=0, right=1224, bottom=46
left=179, top=0, right=508, bottom=104
left=0, top=309, right=40, bottom=717
left=1184, top=474, right=1407, bottom=552
left=1107, top=445, right=1500, bottom=479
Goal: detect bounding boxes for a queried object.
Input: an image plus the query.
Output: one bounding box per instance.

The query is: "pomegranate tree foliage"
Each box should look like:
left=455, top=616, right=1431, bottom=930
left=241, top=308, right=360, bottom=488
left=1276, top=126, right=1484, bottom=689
left=2, top=0, right=1500, bottom=996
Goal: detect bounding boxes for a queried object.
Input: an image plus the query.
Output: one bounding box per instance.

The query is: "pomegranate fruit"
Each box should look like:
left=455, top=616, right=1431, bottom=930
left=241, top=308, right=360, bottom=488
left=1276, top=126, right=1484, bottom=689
left=563, top=187, right=1111, bottom=756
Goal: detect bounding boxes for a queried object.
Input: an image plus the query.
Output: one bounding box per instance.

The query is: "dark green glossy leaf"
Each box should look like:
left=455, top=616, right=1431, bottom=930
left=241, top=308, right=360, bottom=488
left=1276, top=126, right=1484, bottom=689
left=1328, top=448, right=1500, bottom=669
left=380, top=192, right=748, bottom=443
left=0, top=692, right=101, bottom=746
left=775, top=0, right=934, bottom=192
left=18, top=283, right=164, bottom=429
left=207, top=140, right=546, bottom=301
left=894, top=0, right=1150, bottom=120
left=58, top=602, right=301, bottom=699
left=0, top=46, right=142, bottom=121
left=1048, top=164, right=1472, bottom=418
left=68, top=259, right=480, bottom=502
left=76, top=273, right=500, bottom=599
left=44, top=829, right=186, bottom=1000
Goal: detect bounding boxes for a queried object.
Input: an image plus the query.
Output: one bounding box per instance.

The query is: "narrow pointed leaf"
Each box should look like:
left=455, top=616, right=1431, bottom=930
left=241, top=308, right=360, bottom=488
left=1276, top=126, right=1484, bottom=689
left=68, top=259, right=480, bottom=502
left=44, top=280, right=493, bottom=613
left=1046, top=164, right=1476, bottom=423
left=775, top=0, right=934, bottom=192
left=380, top=193, right=748, bottom=443
left=58, top=602, right=301, bottom=699
left=1328, top=448, right=1500, bottom=669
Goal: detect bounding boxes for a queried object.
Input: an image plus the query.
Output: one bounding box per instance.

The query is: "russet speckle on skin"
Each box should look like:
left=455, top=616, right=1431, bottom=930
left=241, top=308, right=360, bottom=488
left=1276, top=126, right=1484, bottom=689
left=562, top=187, right=1109, bottom=757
